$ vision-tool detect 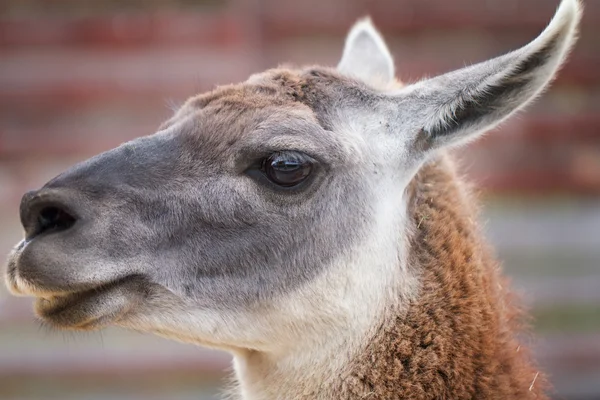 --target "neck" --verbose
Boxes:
[231,292,411,400]
[232,332,363,399]
[232,177,416,400]
[231,287,405,399]
[230,154,547,400]
[340,154,547,399]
